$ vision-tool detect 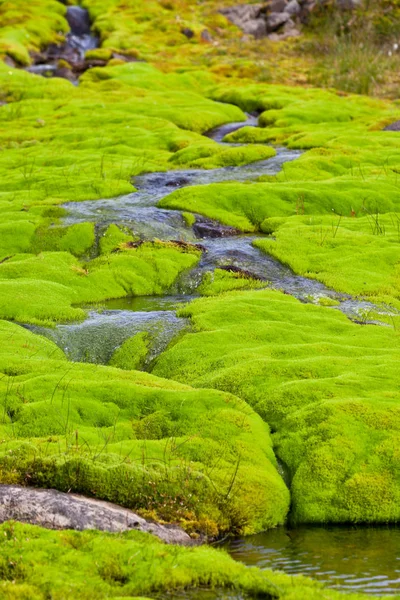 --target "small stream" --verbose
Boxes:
[30,115,397,366]
[27,295,192,365]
